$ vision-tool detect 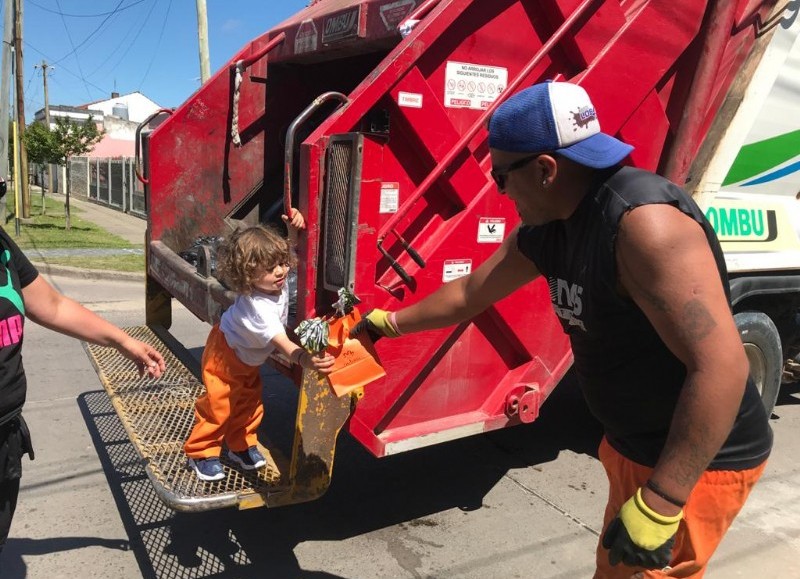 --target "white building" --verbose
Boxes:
[32,91,165,158]
[82,91,162,124]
